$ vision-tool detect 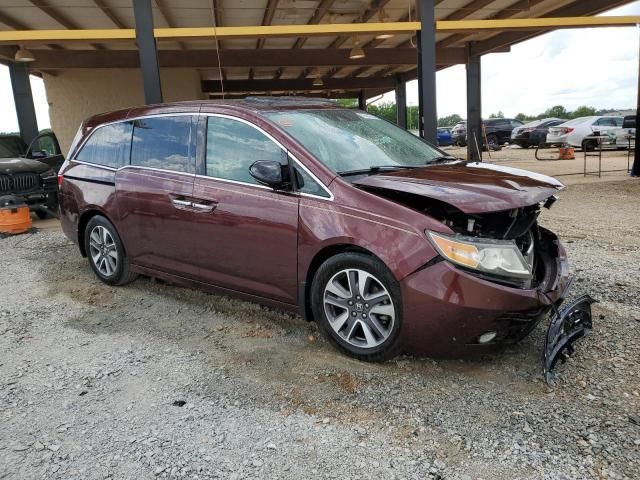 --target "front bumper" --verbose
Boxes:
[399,237,571,357]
